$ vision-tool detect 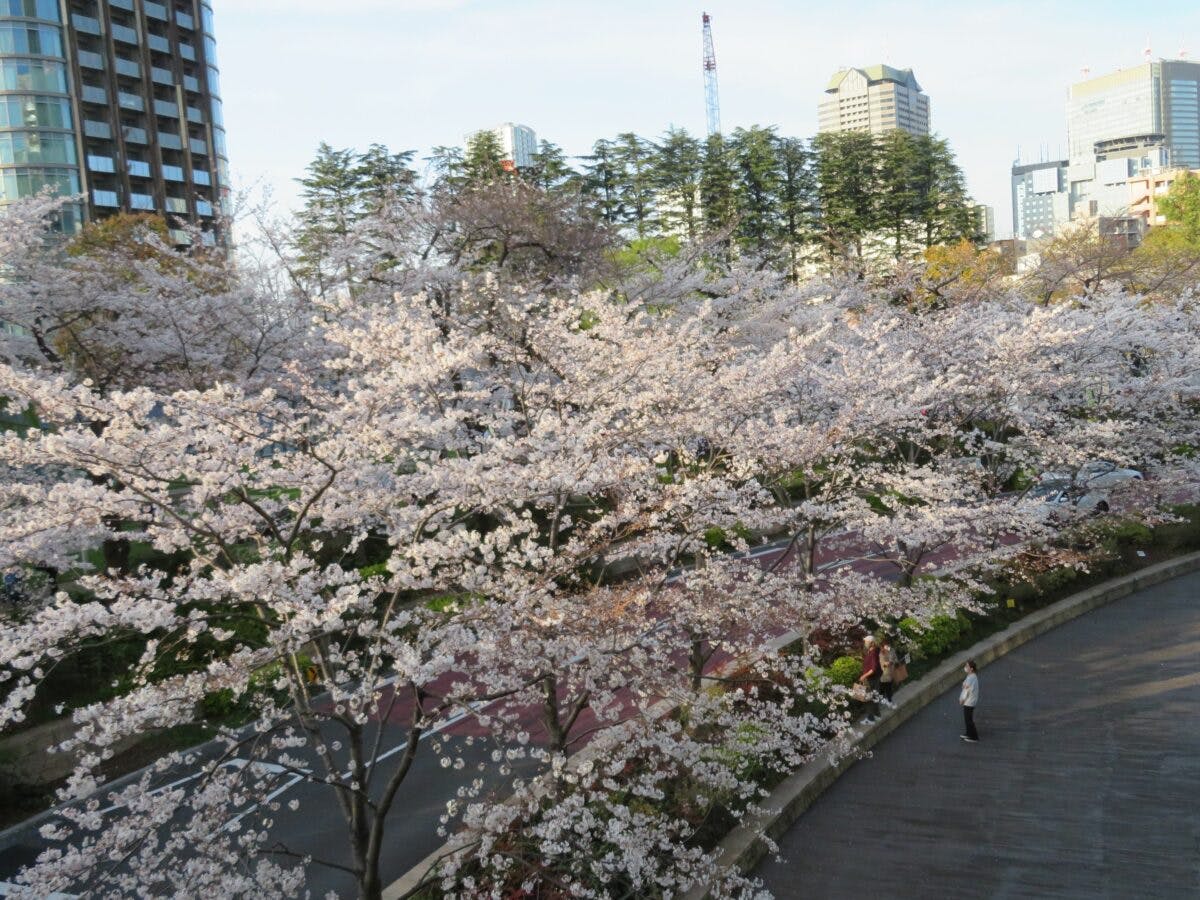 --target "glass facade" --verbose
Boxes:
[1,1,227,241]
[0,3,80,231]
